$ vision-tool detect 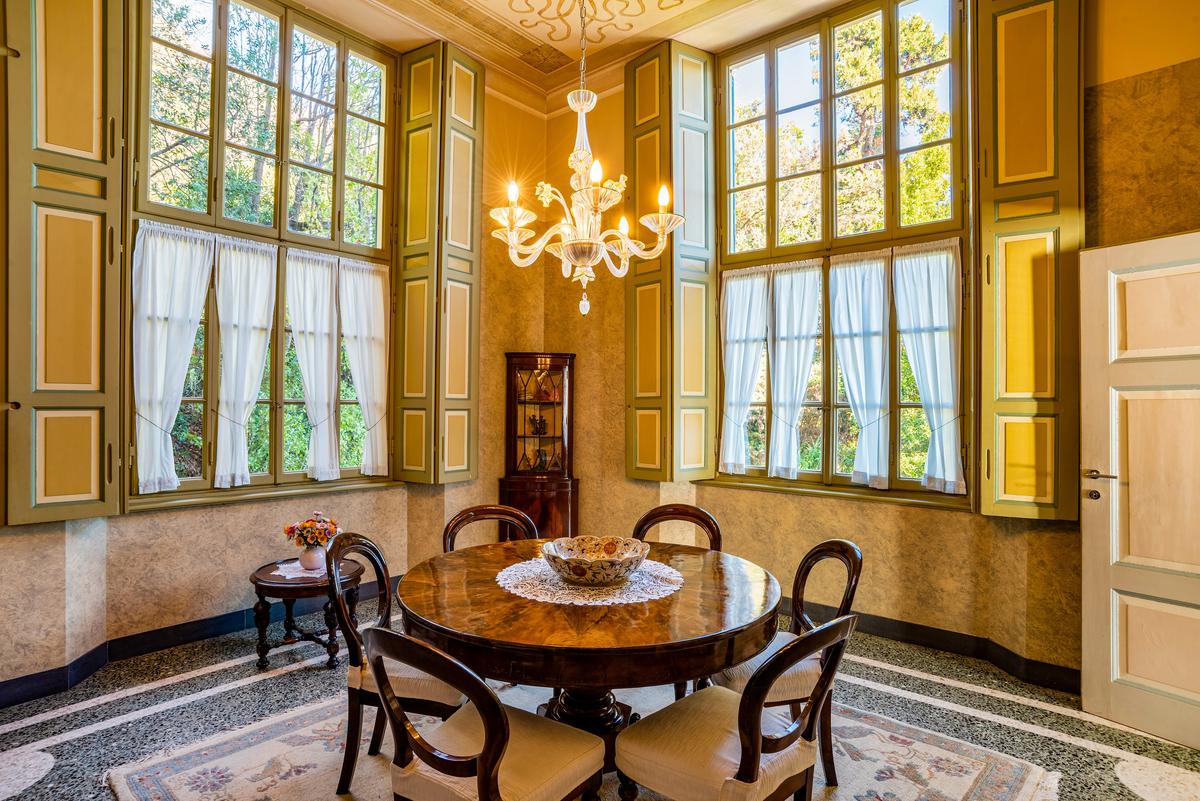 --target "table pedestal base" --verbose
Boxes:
[539,689,640,771]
